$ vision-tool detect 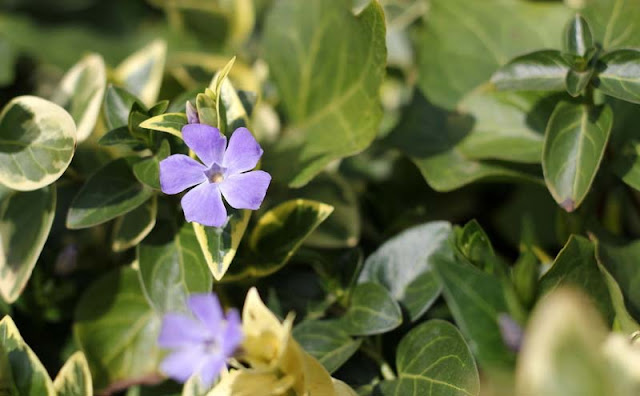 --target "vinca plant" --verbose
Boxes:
[1,0,640,395]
